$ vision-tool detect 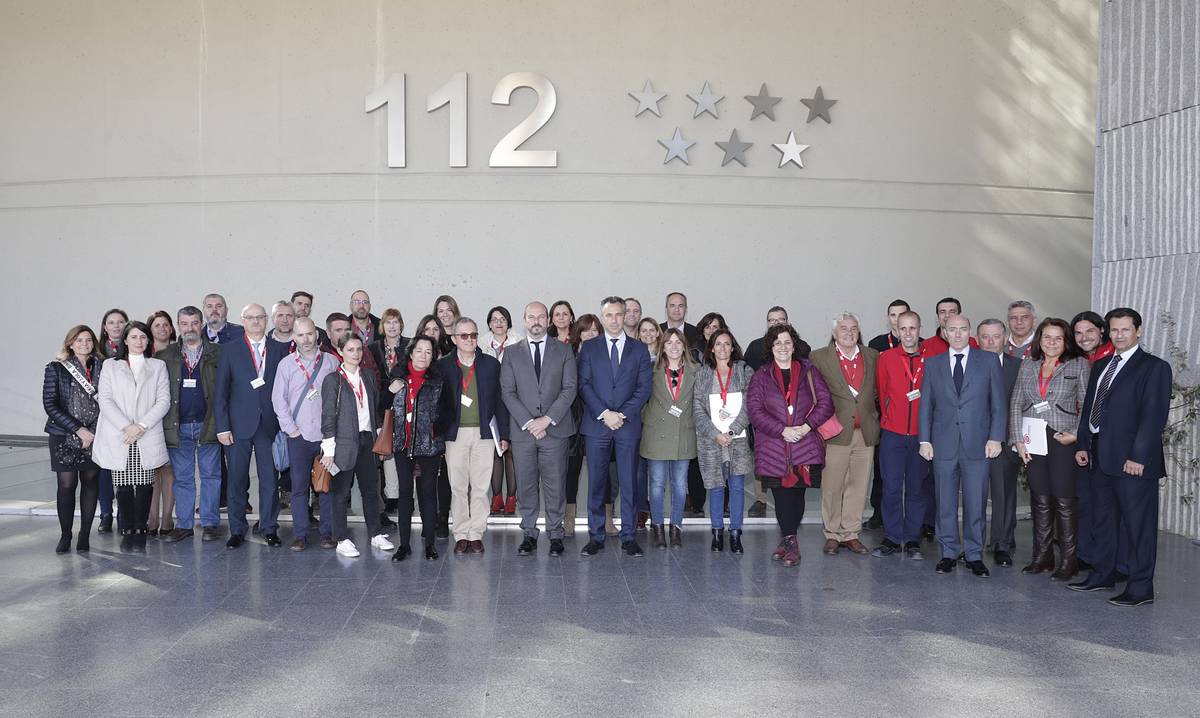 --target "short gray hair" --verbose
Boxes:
[177,305,203,322]
[453,316,478,332]
[978,318,1005,332]
[270,300,294,316]
[1008,300,1036,315]
[829,311,860,330]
